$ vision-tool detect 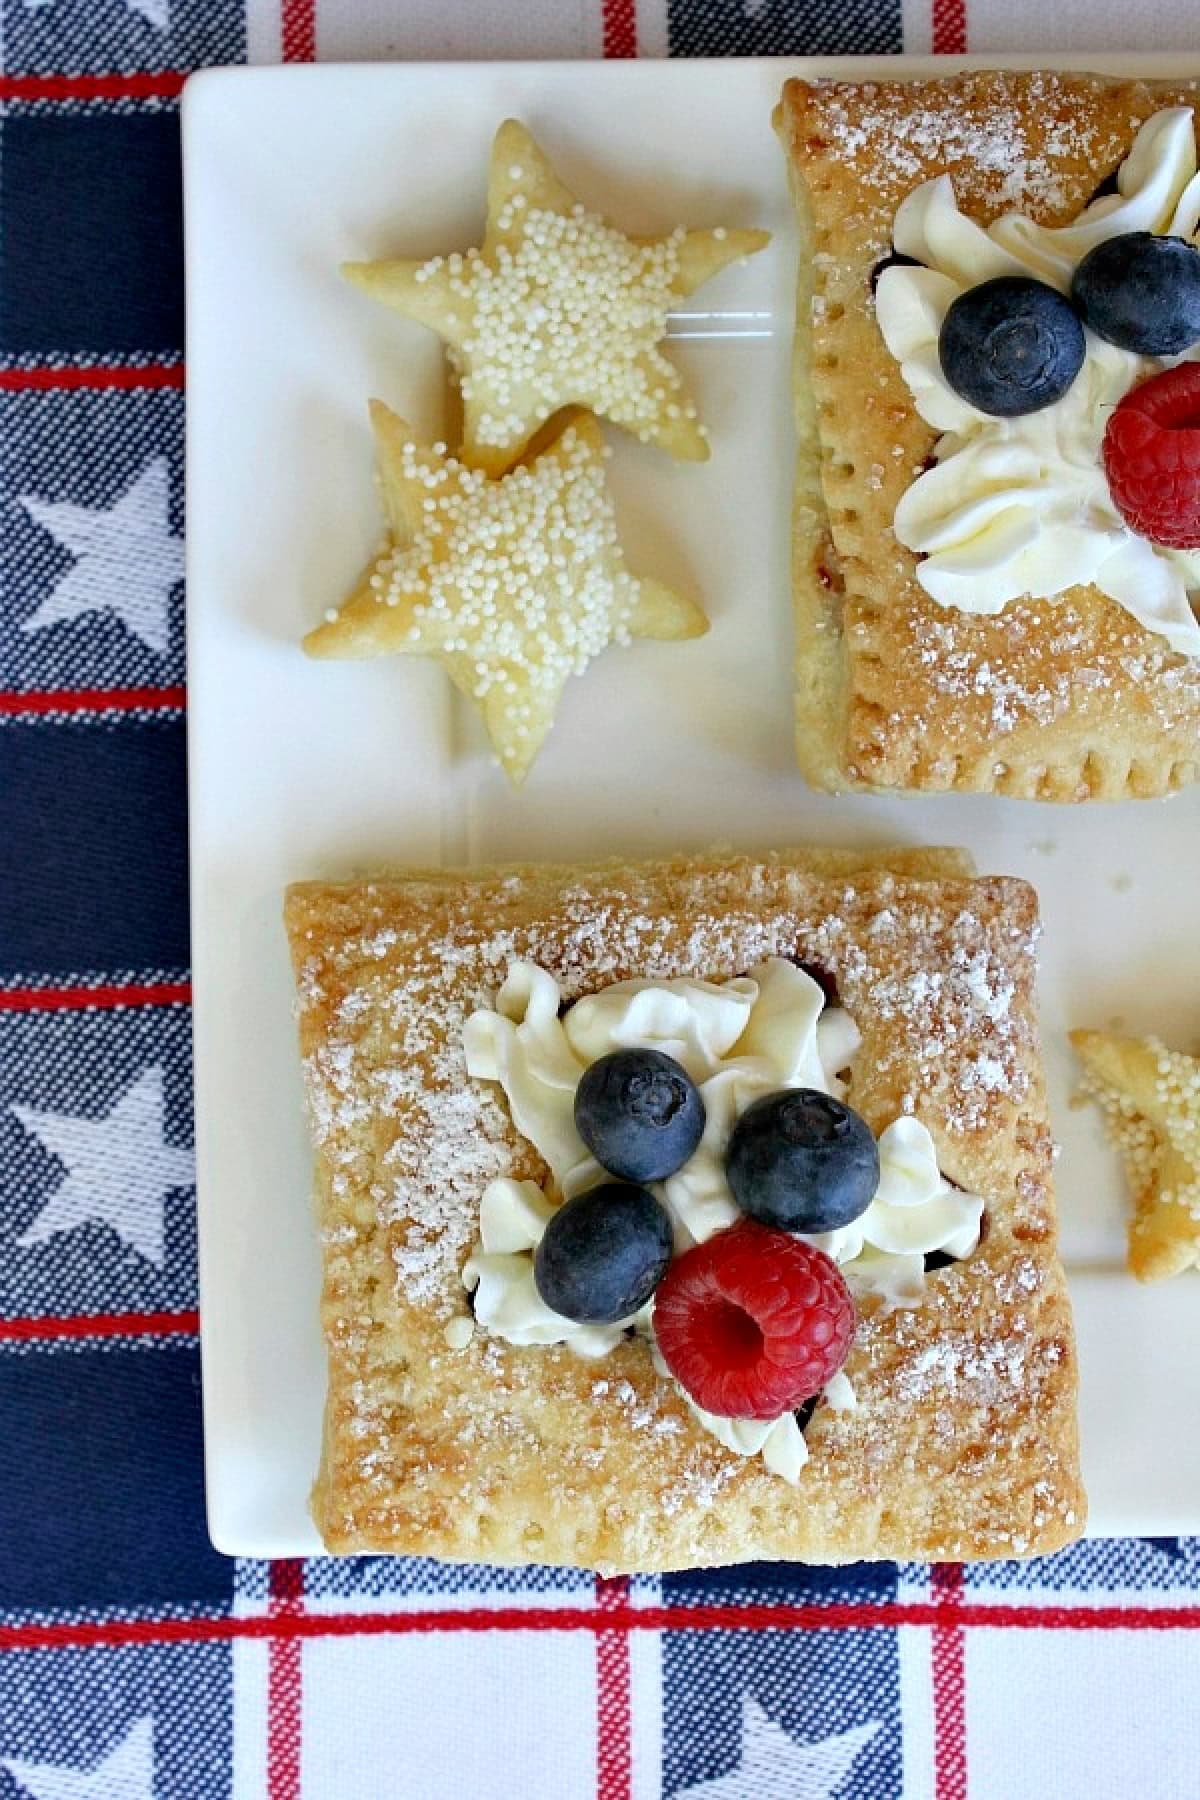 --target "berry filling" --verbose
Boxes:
[793,1394,820,1433]
[869,247,920,294]
[792,958,840,1007]
[1086,168,1121,204]
[1103,365,1200,550]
